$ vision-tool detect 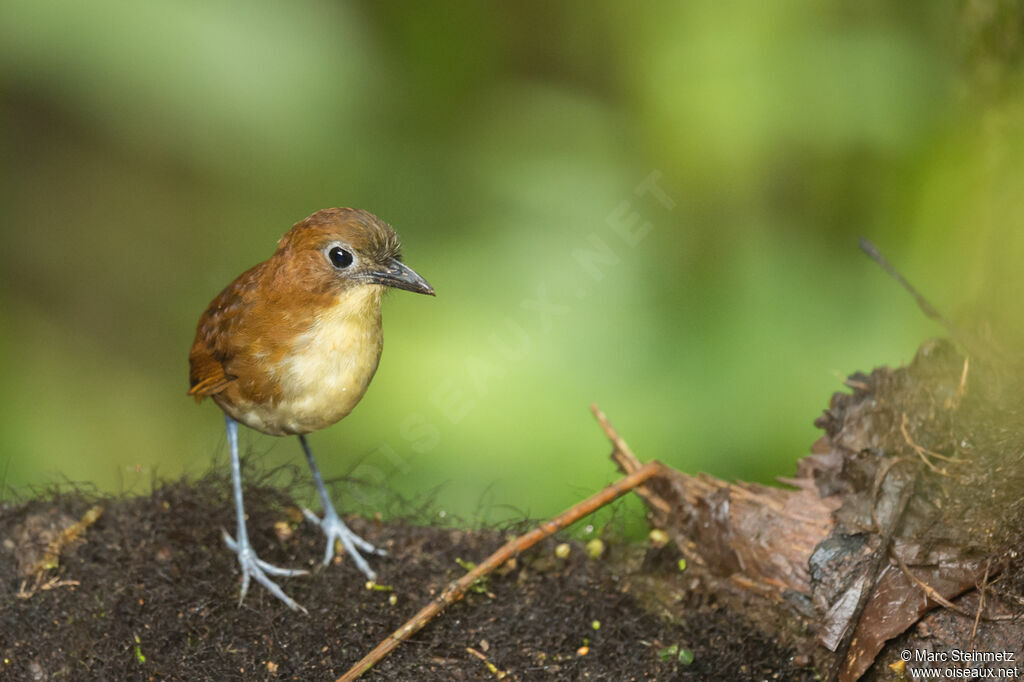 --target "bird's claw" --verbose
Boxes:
[223,530,308,613]
[302,508,386,579]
